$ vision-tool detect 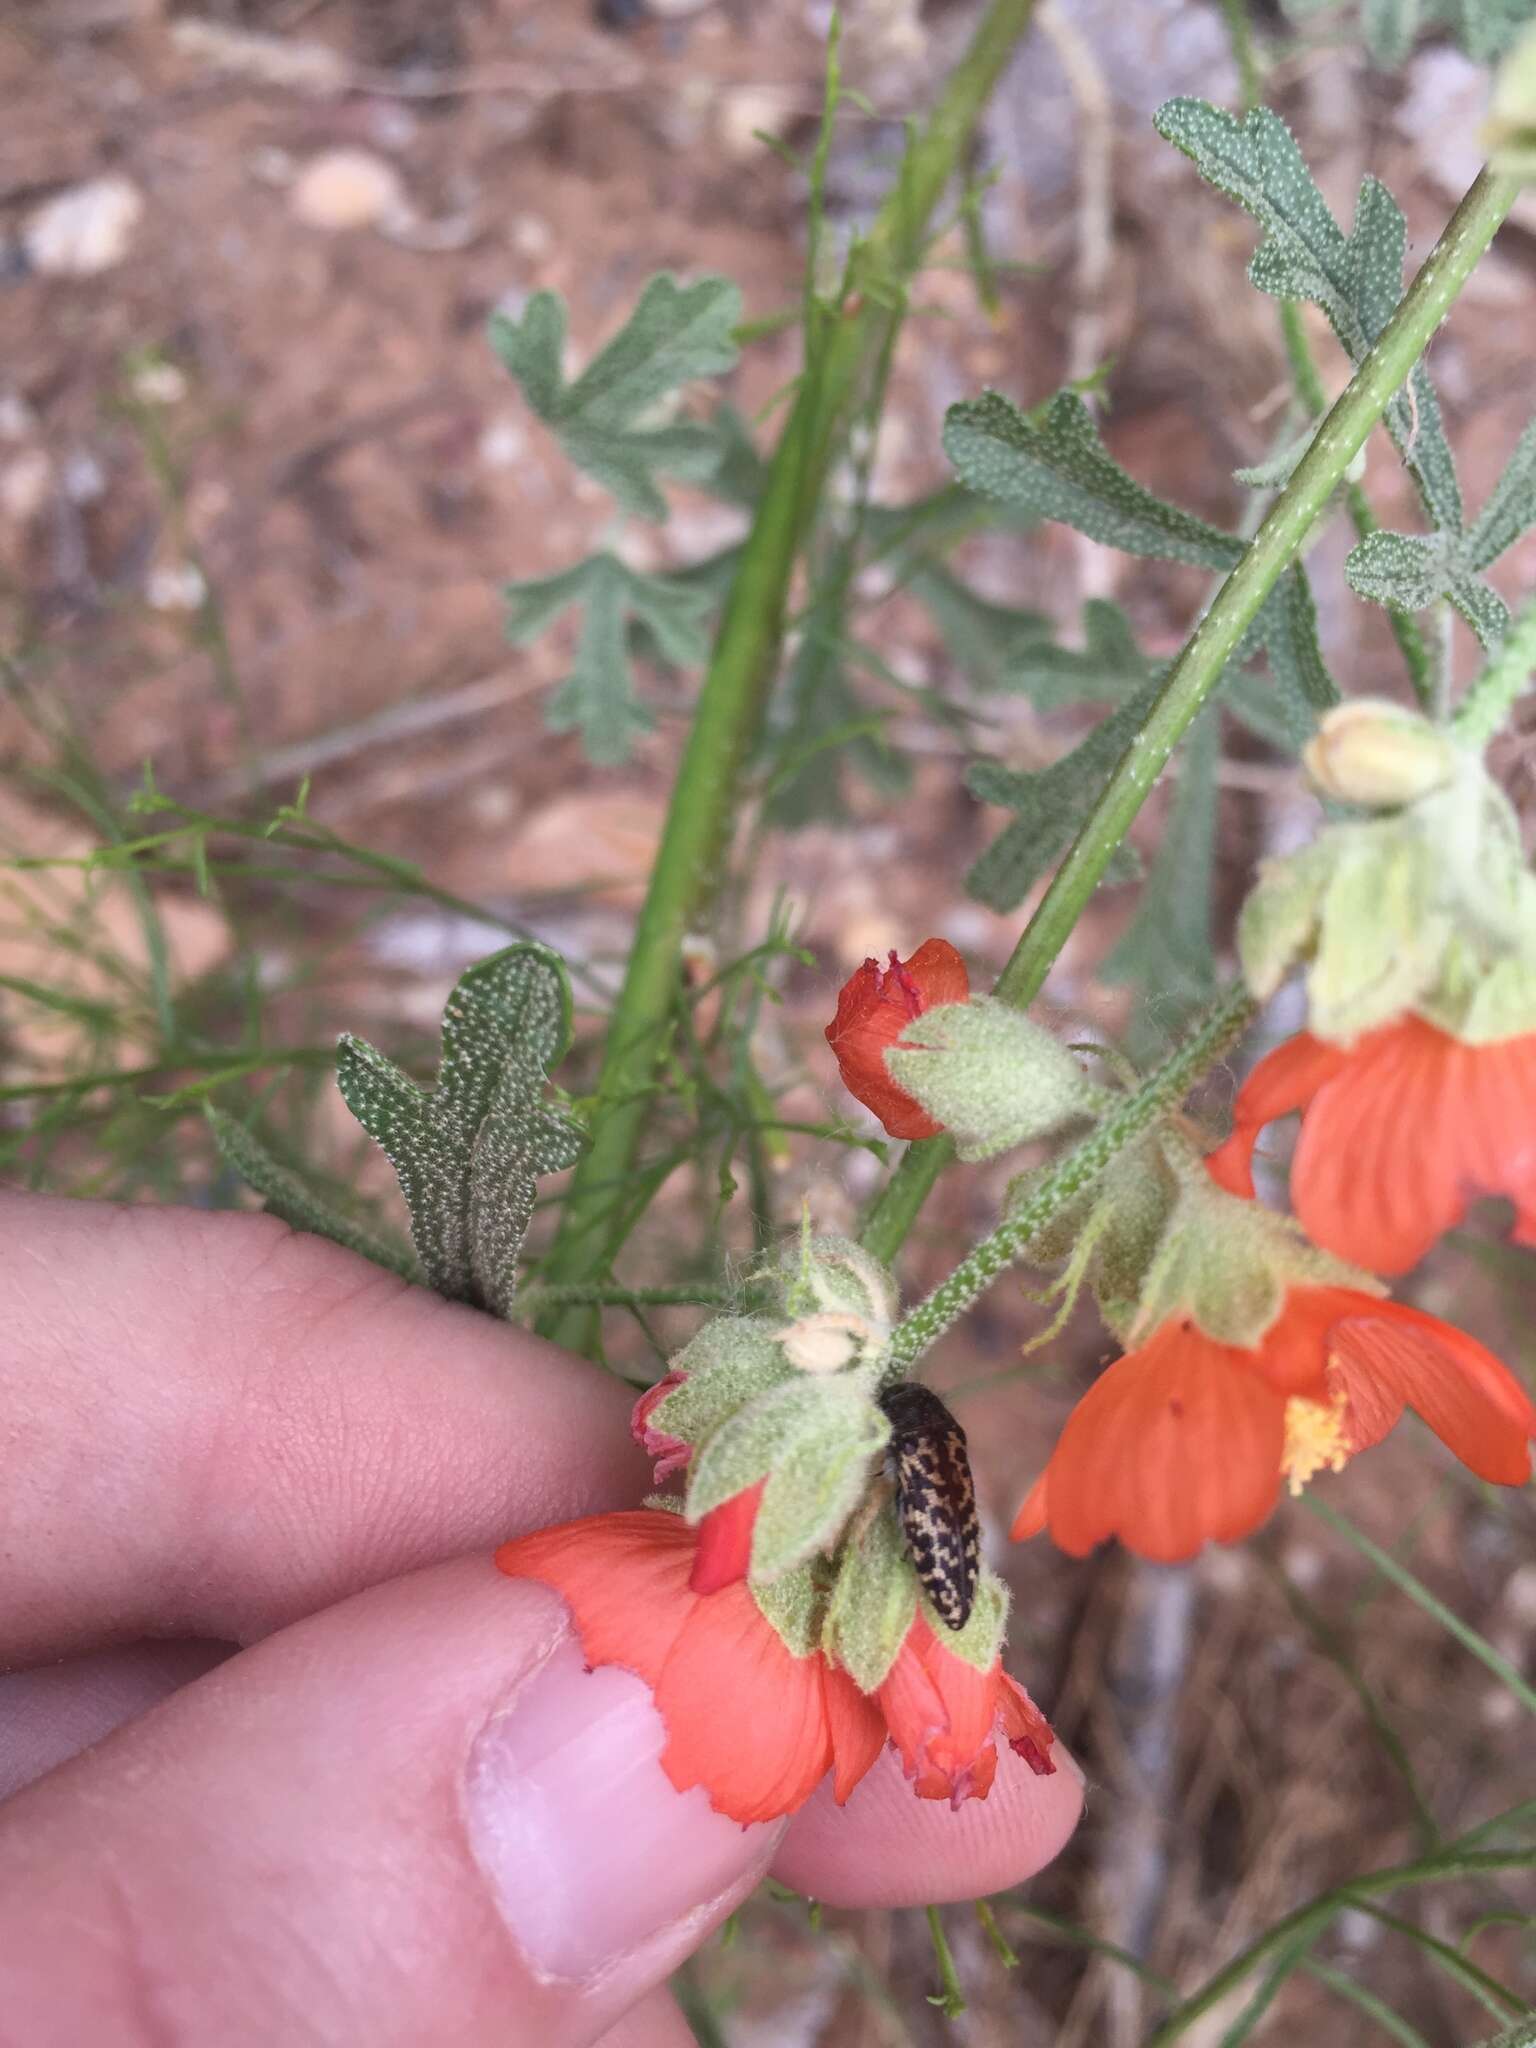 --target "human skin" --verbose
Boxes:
[0,1192,1084,2046]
